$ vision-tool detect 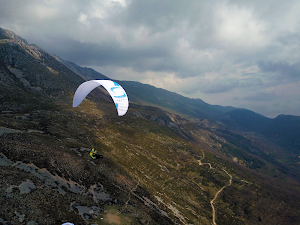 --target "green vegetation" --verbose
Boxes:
[221,143,266,169]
